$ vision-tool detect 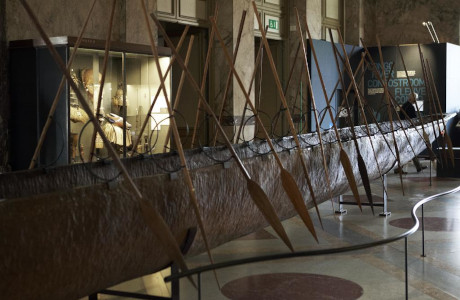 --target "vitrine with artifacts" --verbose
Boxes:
[9,37,172,170]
